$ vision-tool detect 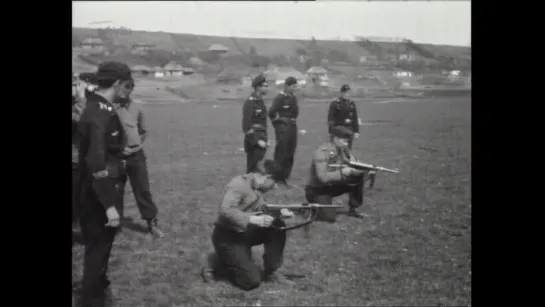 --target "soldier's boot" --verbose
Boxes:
[201,252,227,283]
[263,271,295,286]
[347,208,367,219]
[146,218,165,238]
